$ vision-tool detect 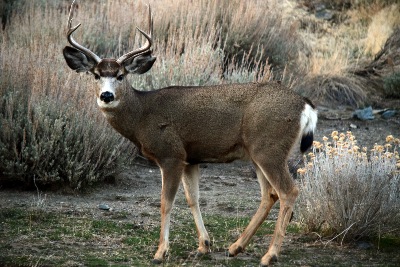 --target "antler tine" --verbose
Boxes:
[148,4,153,38]
[67,0,101,63]
[117,4,153,64]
